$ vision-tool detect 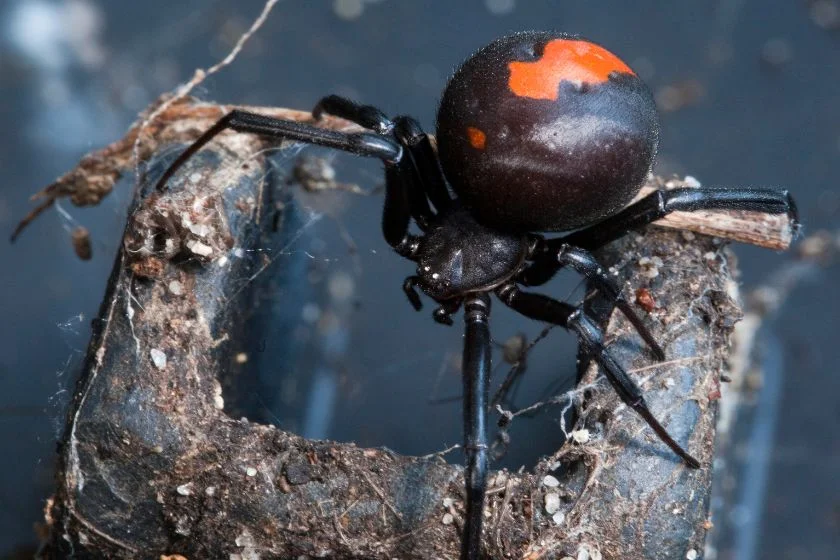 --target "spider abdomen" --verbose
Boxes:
[415,208,528,301]
[436,31,659,232]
